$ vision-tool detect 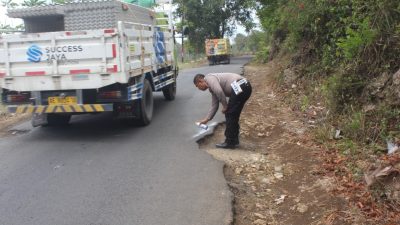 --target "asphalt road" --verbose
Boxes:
[0,56,251,225]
